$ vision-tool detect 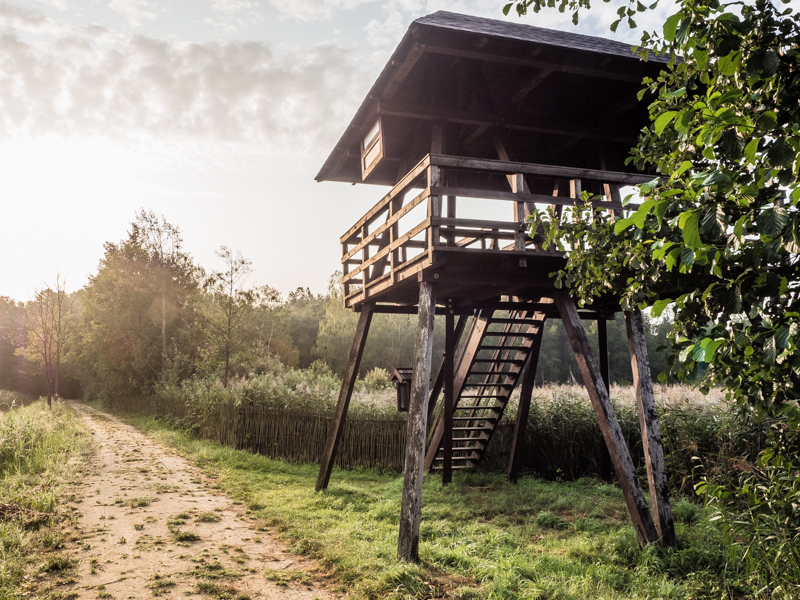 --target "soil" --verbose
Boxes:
[59,402,339,600]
